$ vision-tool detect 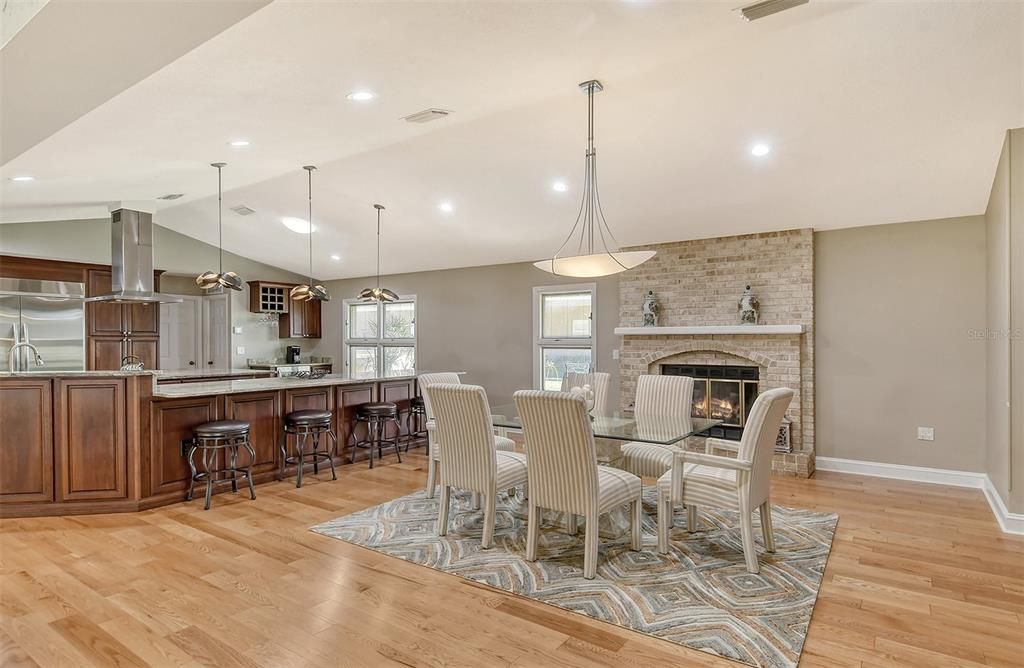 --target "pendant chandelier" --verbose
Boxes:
[358,204,399,302]
[196,162,243,291]
[290,165,330,302]
[533,80,655,277]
